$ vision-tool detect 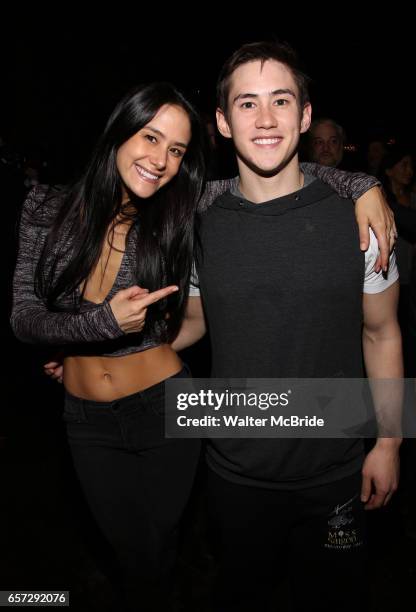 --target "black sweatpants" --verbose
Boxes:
[207,468,368,612]
[63,369,200,612]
